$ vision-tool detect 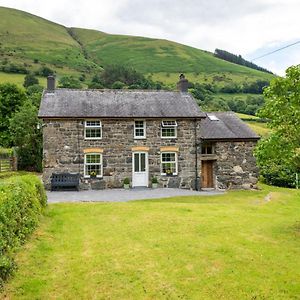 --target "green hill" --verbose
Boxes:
[0,6,274,87]
[0,7,99,76]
